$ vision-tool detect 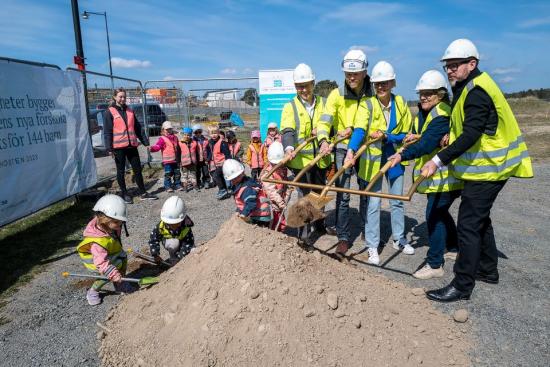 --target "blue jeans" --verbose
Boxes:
[334,148,353,241]
[164,163,182,189]
[359,173,405,249]
[425,191,460,268]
